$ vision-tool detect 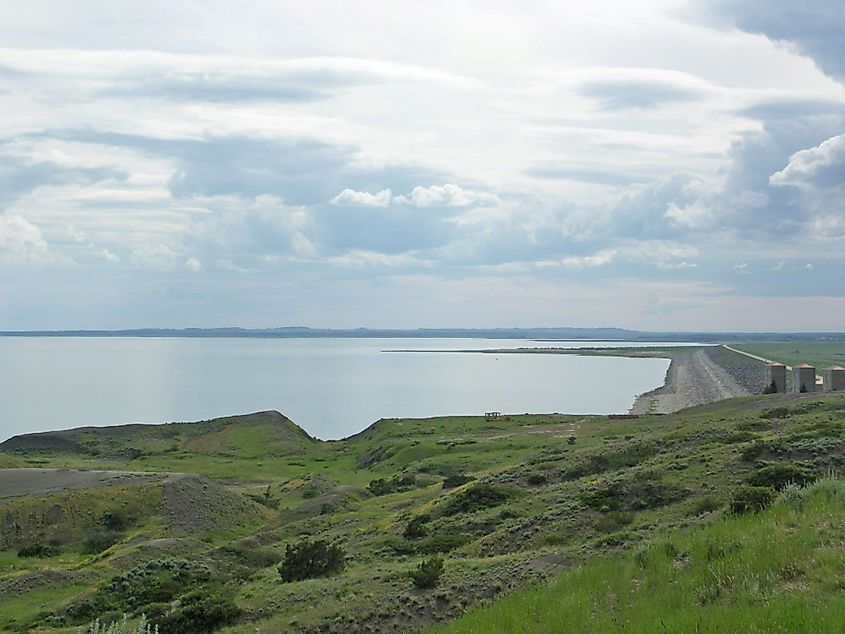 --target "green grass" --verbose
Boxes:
[733,342,845,370]
[3,391,845,632]
[433,477,845,633]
